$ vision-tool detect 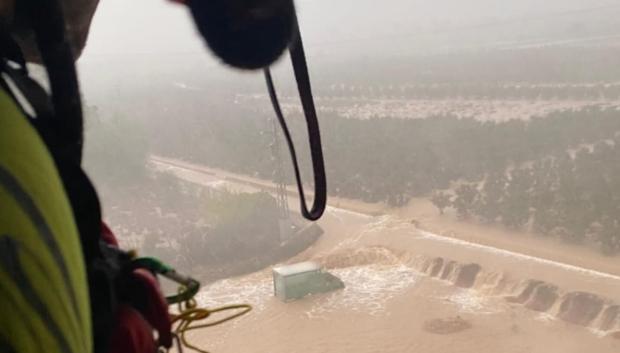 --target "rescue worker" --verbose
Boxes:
[0,1,169,352]
[0,1,322,352]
